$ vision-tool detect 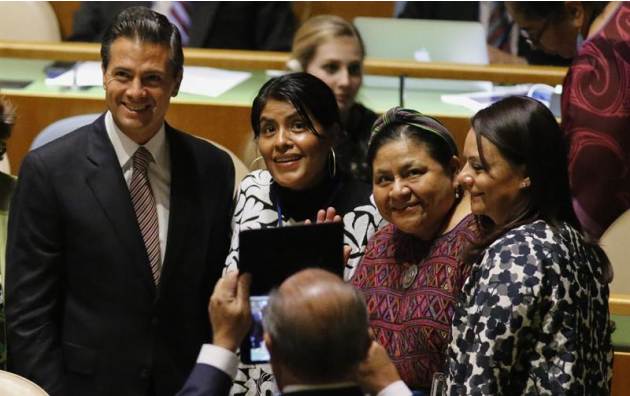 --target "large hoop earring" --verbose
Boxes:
[248,156,265,170]
[328,148,337,178]
[454,185,463,200]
